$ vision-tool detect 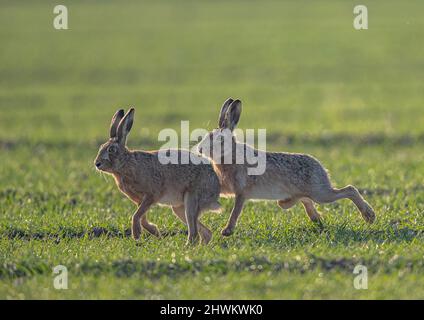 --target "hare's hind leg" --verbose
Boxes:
[172,205,212,244]
[311,185,375,223]
[300,198,322,224]
[184,193,201,244]
[221,194,245,237]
